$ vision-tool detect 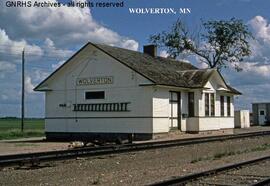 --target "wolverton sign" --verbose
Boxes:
[76,76,113,86]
